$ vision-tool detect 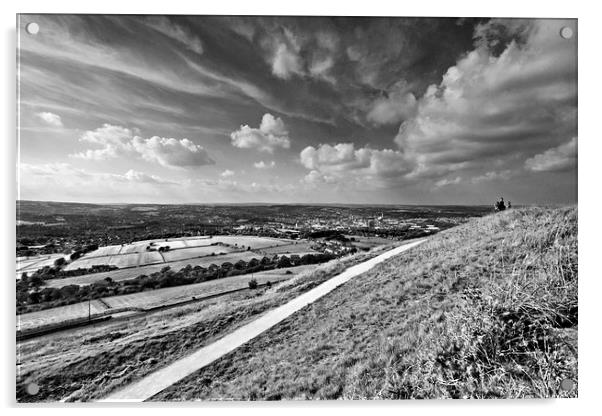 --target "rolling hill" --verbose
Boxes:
[152,206,578,400]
